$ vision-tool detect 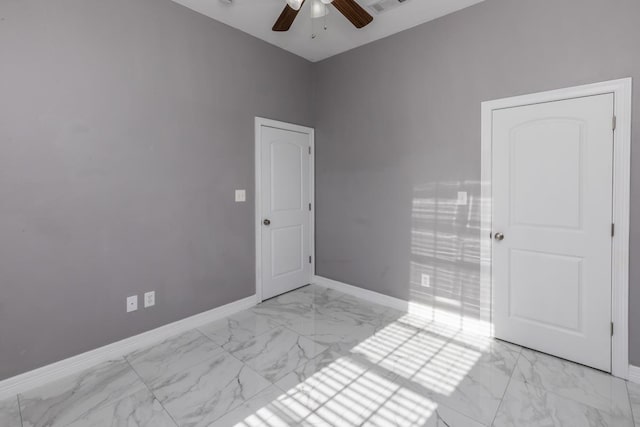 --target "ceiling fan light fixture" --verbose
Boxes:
[273,0,372,32]
[310,0,329,18]
[286,0,304,10]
